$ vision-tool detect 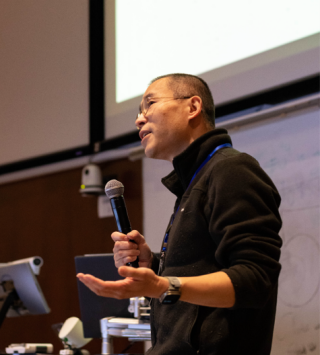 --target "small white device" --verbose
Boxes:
[79,164,104,196]
[6,343,53,354]
[59,317,92,350]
